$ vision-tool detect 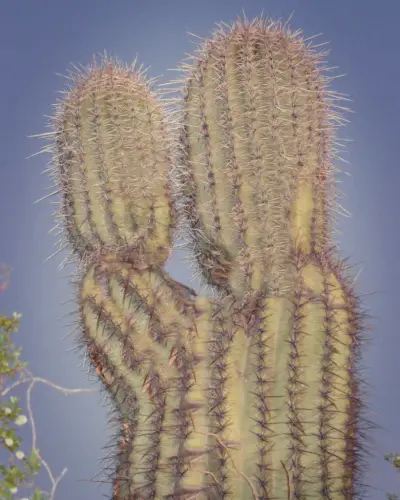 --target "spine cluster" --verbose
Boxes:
[41,17,369,500]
